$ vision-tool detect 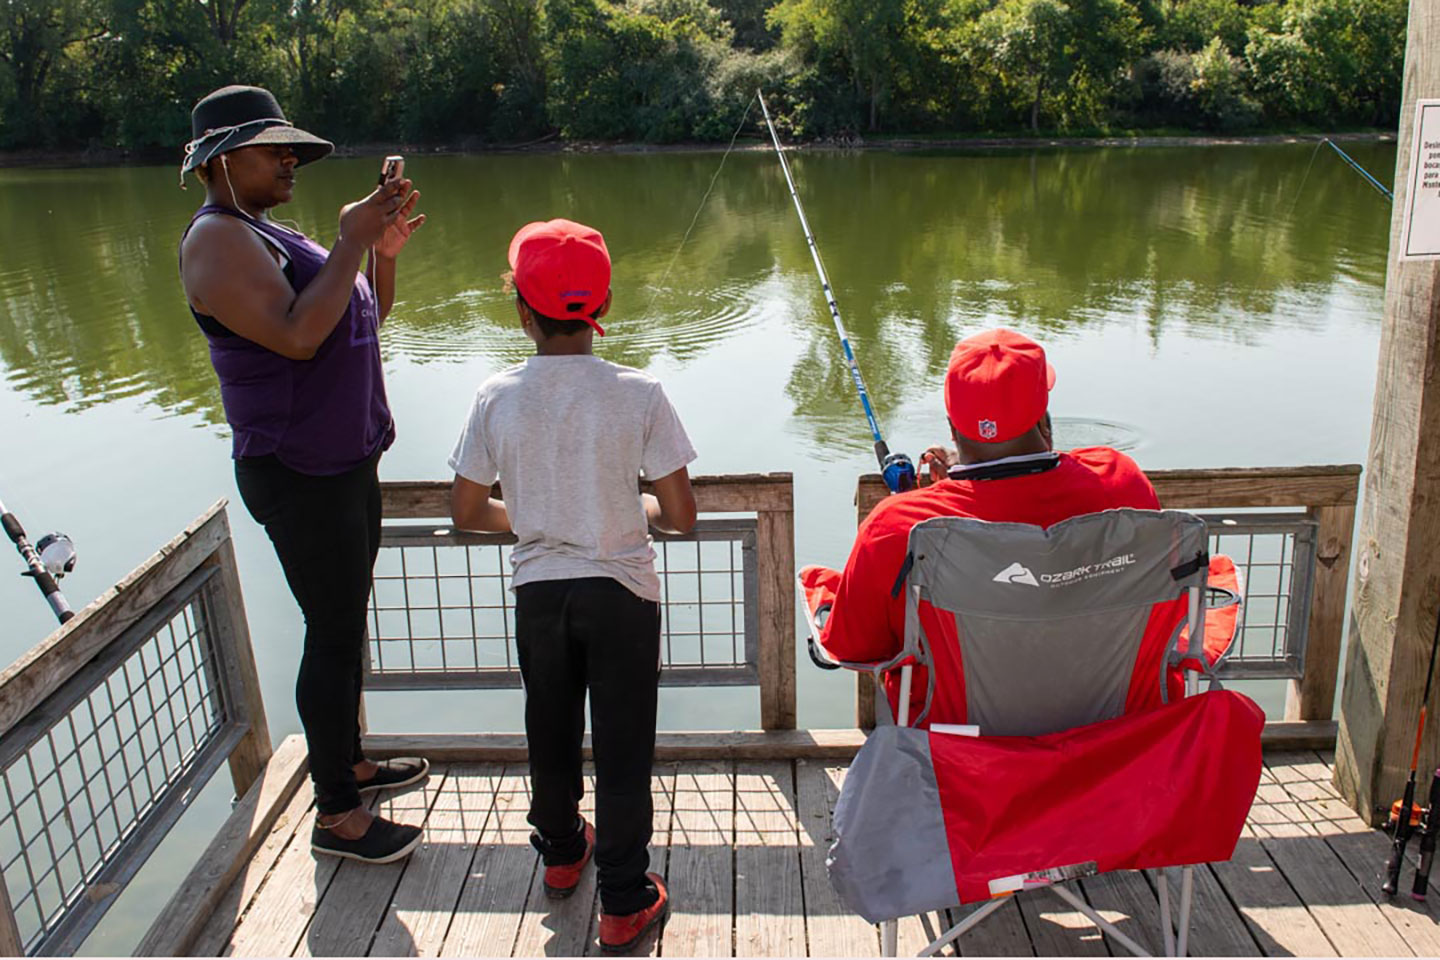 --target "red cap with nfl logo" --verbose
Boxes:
[944,329,1056,443]
[508,219,612,335]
